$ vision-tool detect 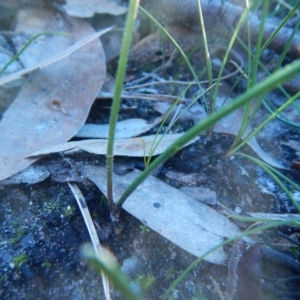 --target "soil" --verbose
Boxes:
[1,137,299,299]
